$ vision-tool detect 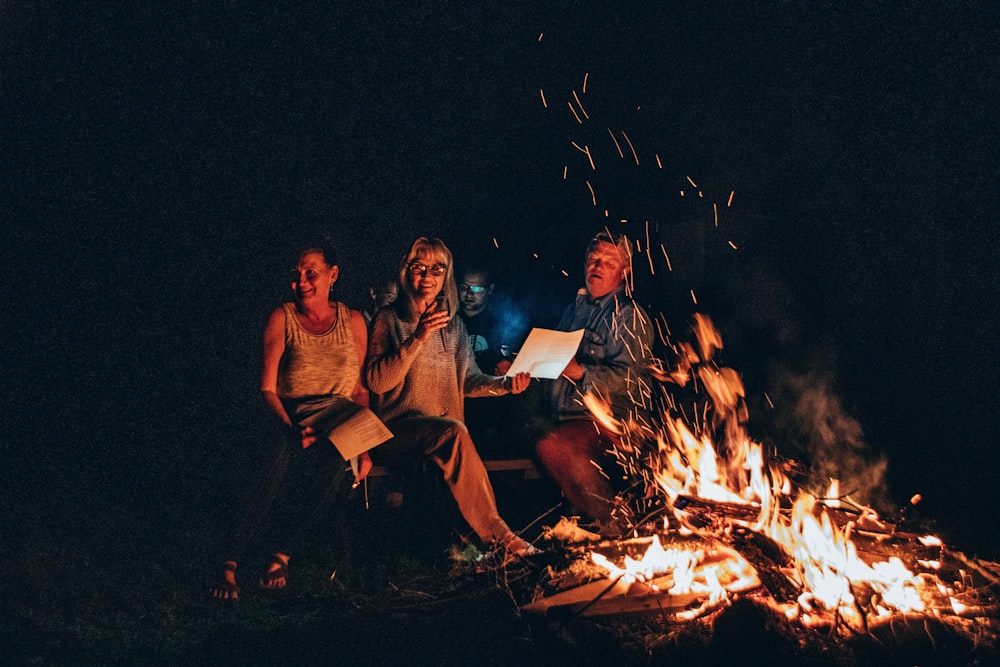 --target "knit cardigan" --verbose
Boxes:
[366,304,509,424]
